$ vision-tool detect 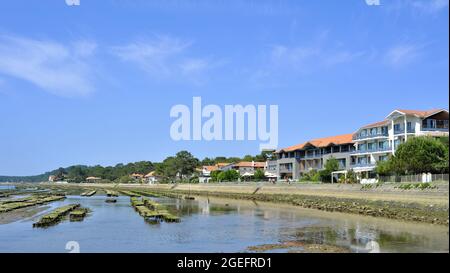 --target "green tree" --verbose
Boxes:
[375,159,393,176]
[242,155,255,162]
[115,175,134,184]
[210,170,221,182]
[156,157,178,181]
[254,150,274,161]
[300,169,321,182]
[174,151,199,179]
[217,170,240,182]
[319,157,339,183]
[254,169,266,181]
[201,157,215,166]
[390,136,448,174]
[67,165,88,183]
